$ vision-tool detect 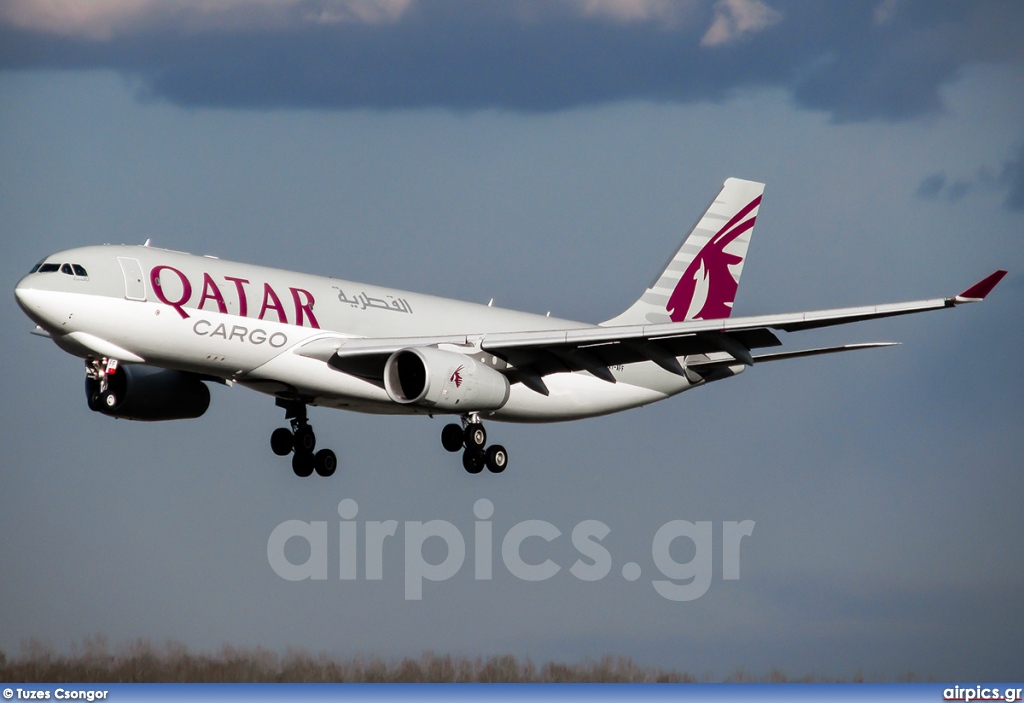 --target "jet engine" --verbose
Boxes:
[384,347,510,412]
[86,364,211,421]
